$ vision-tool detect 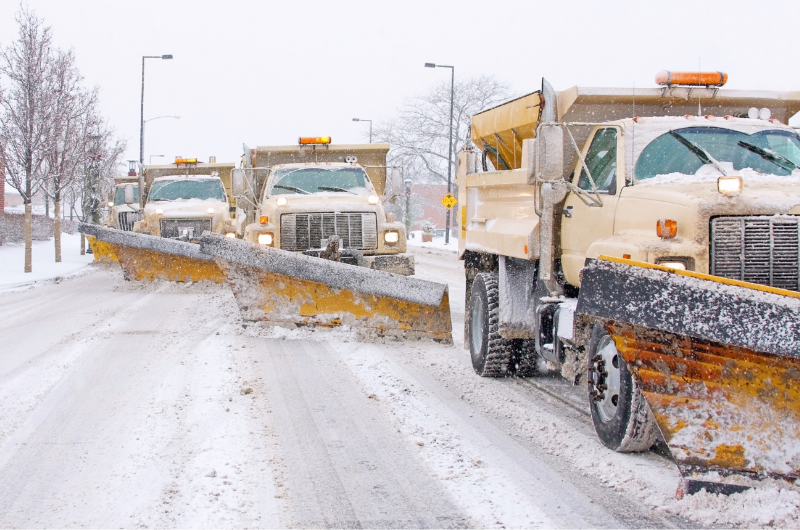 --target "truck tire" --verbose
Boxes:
[468,273,512,377]
[587,322,658,452]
